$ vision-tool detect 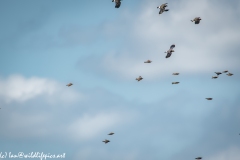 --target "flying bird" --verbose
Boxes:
[206,98,212,100]
[191,17,202,24]
[144,60,152,63]
[222,70,228,73]
[157,3,169,14]
[165,44,175,58]
[172,82,179,84]
[136,76,143,82]
[66,83,73,87]
[112,0,121,8]
[212,76,218,79]
[195,157,202,160]
[226,73,233,76]
[108,132,114,135]
[215,72,222,75]
[102,139,110,144]
[172,73,179,75]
